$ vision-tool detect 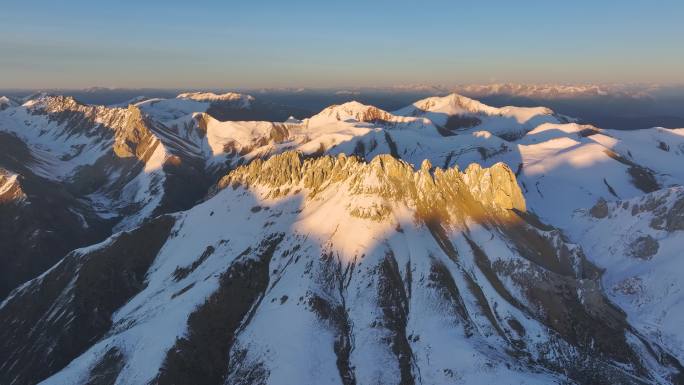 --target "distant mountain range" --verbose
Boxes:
[1,90,683,384]
[4,83,683,130]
